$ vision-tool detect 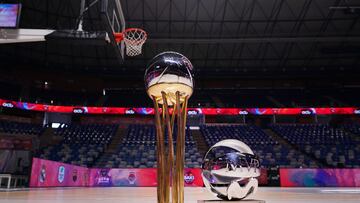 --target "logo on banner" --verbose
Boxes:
[188,110,199,115]
[39,165,46,183]
[73,108,85,114]
[72,169,78,182]
[96,169,112,186]
[239,110,249,115]
[84,170,89,186]
[128,172,137,185]
[301,109,314,115]
[2,102,14,108]
[184,171,195,184]
[58,166,66,183]
[125,109,136,114]
[354,109,360,114]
